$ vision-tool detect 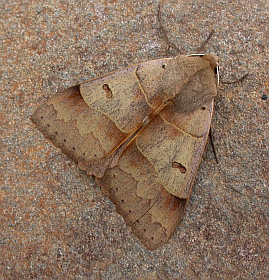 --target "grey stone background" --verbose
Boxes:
[1,0,268,279]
